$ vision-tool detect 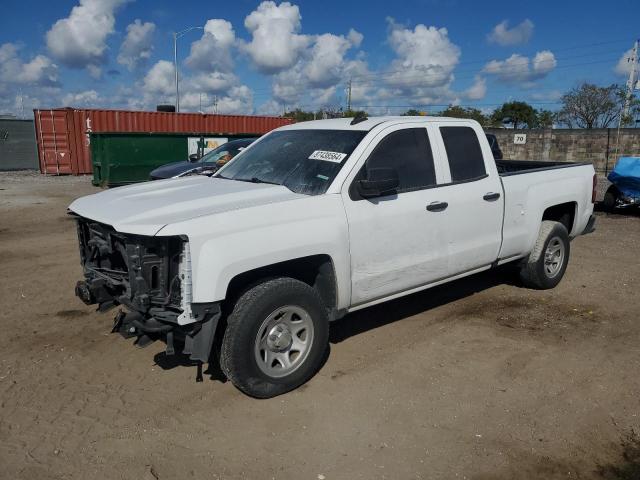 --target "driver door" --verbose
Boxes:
[342,124,452,306]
